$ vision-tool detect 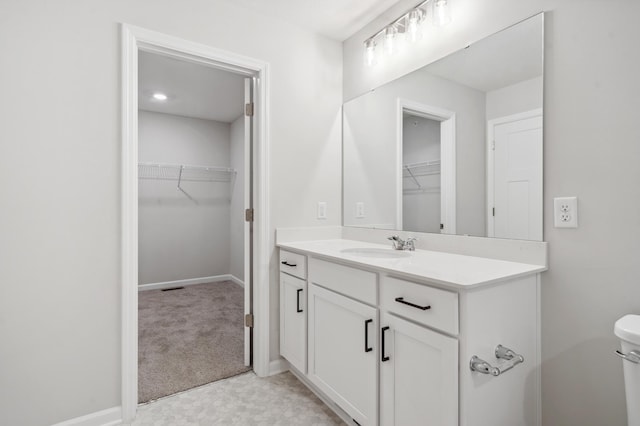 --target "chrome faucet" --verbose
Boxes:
[387,235,417,251]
